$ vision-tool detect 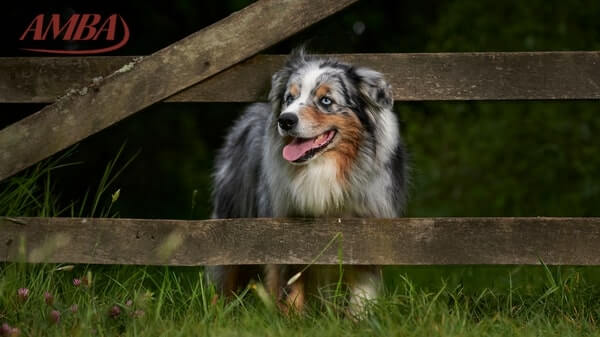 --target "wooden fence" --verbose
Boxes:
[2,217,600,266]
[0,0,598,266]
